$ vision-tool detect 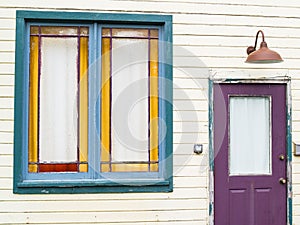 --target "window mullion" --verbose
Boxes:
[88,22,100,179]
